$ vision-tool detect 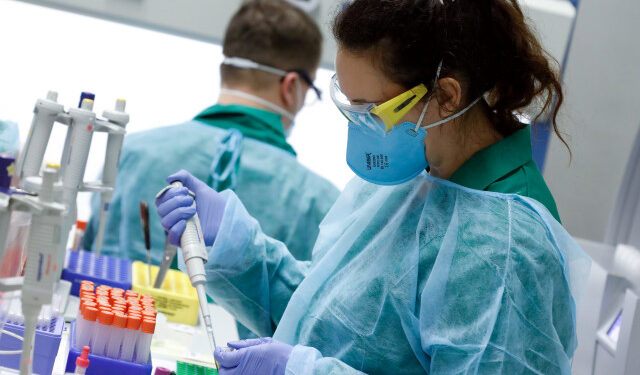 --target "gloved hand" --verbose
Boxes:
[214,338,293,375]
[155,169,226,246]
